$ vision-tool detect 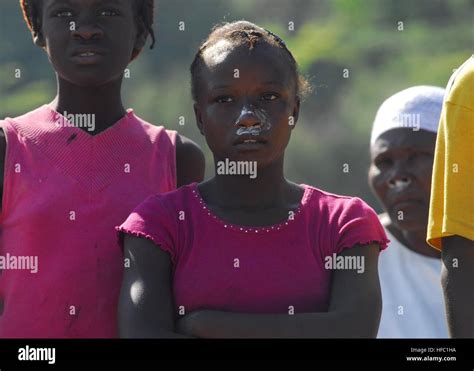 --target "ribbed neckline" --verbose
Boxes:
[190,182,314,234]
[42,104,134,138]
